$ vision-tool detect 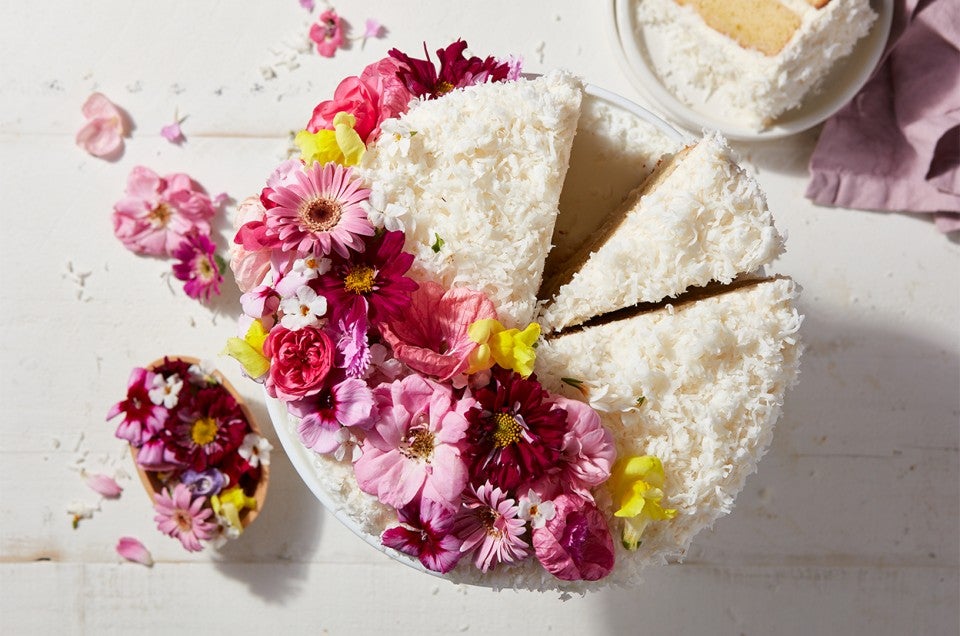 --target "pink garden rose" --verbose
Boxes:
[532,493,615,582]
[113,166,218,257]
[380,281,496,381]
[229,196,273,292]
[359,57,414,127]
[262,325,334,401]
[354,374,474,509]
